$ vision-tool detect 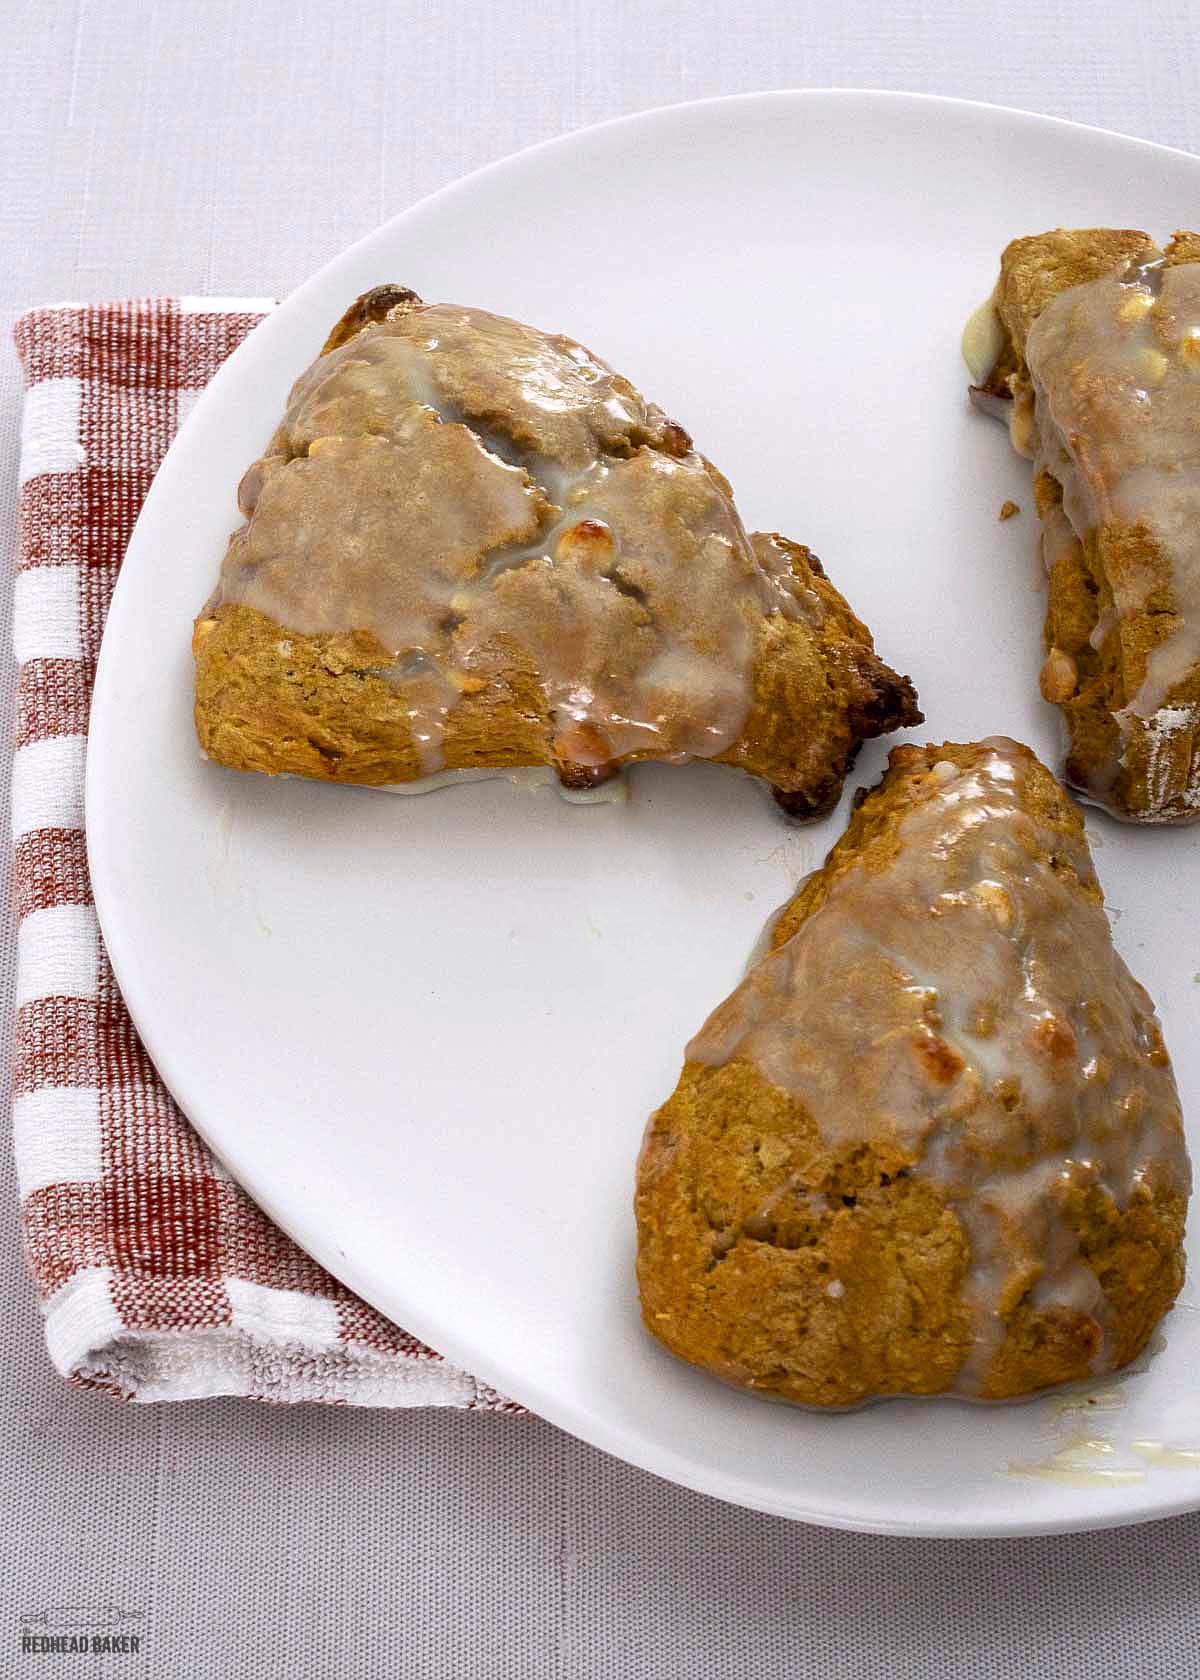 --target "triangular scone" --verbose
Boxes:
[194,287,919,815]
[968,229,1200,822]
[636,738,1190,1407]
